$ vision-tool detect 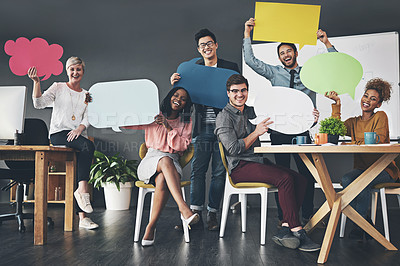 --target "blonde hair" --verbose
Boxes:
[65,56,85,72]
